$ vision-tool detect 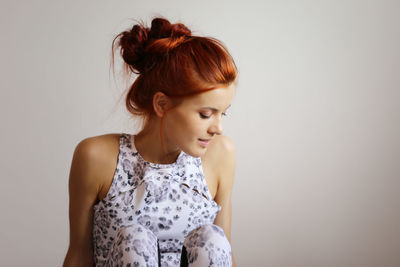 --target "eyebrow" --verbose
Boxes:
[201,104,231,112]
